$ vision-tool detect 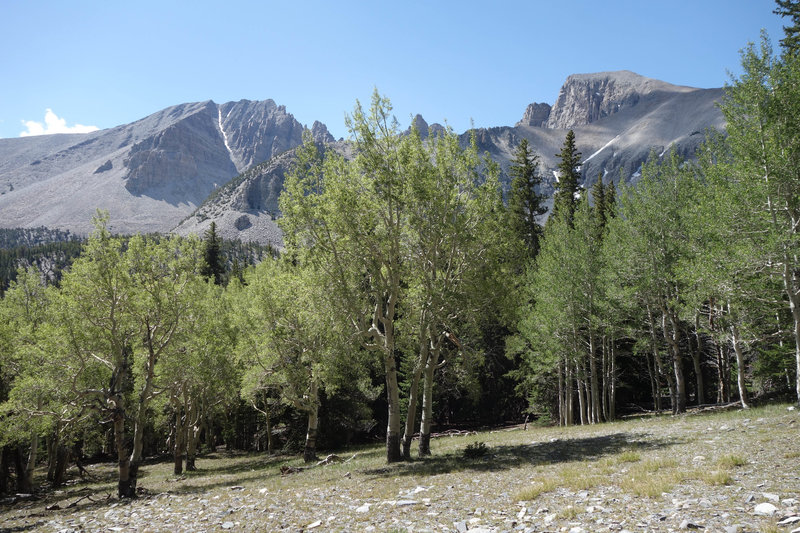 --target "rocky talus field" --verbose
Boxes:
[1,404,798,533]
